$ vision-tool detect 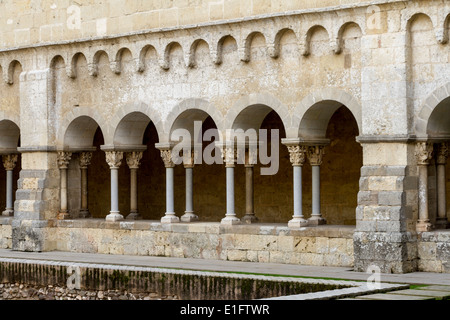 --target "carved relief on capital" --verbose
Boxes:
[57,152,72,169]
[415,142,433,166]
[307,145,326,166]
[160,149,175,168]
[287,145,307,167]
[2,154,18,171]
[436,143,449,165]
[79,152,93,169]
[126,151,143,169]
[245,148,258,167]
[183,150,198,169]
[105,151,123,169]
[222,146,237,168]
